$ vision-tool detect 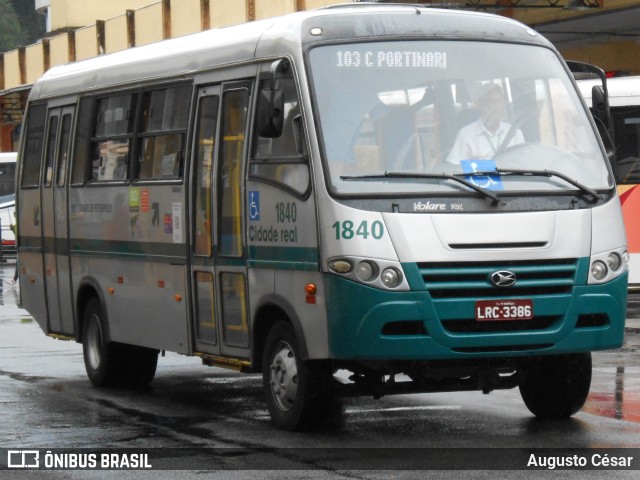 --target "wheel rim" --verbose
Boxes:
[85,314,103,371]
[268,341,298,412]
